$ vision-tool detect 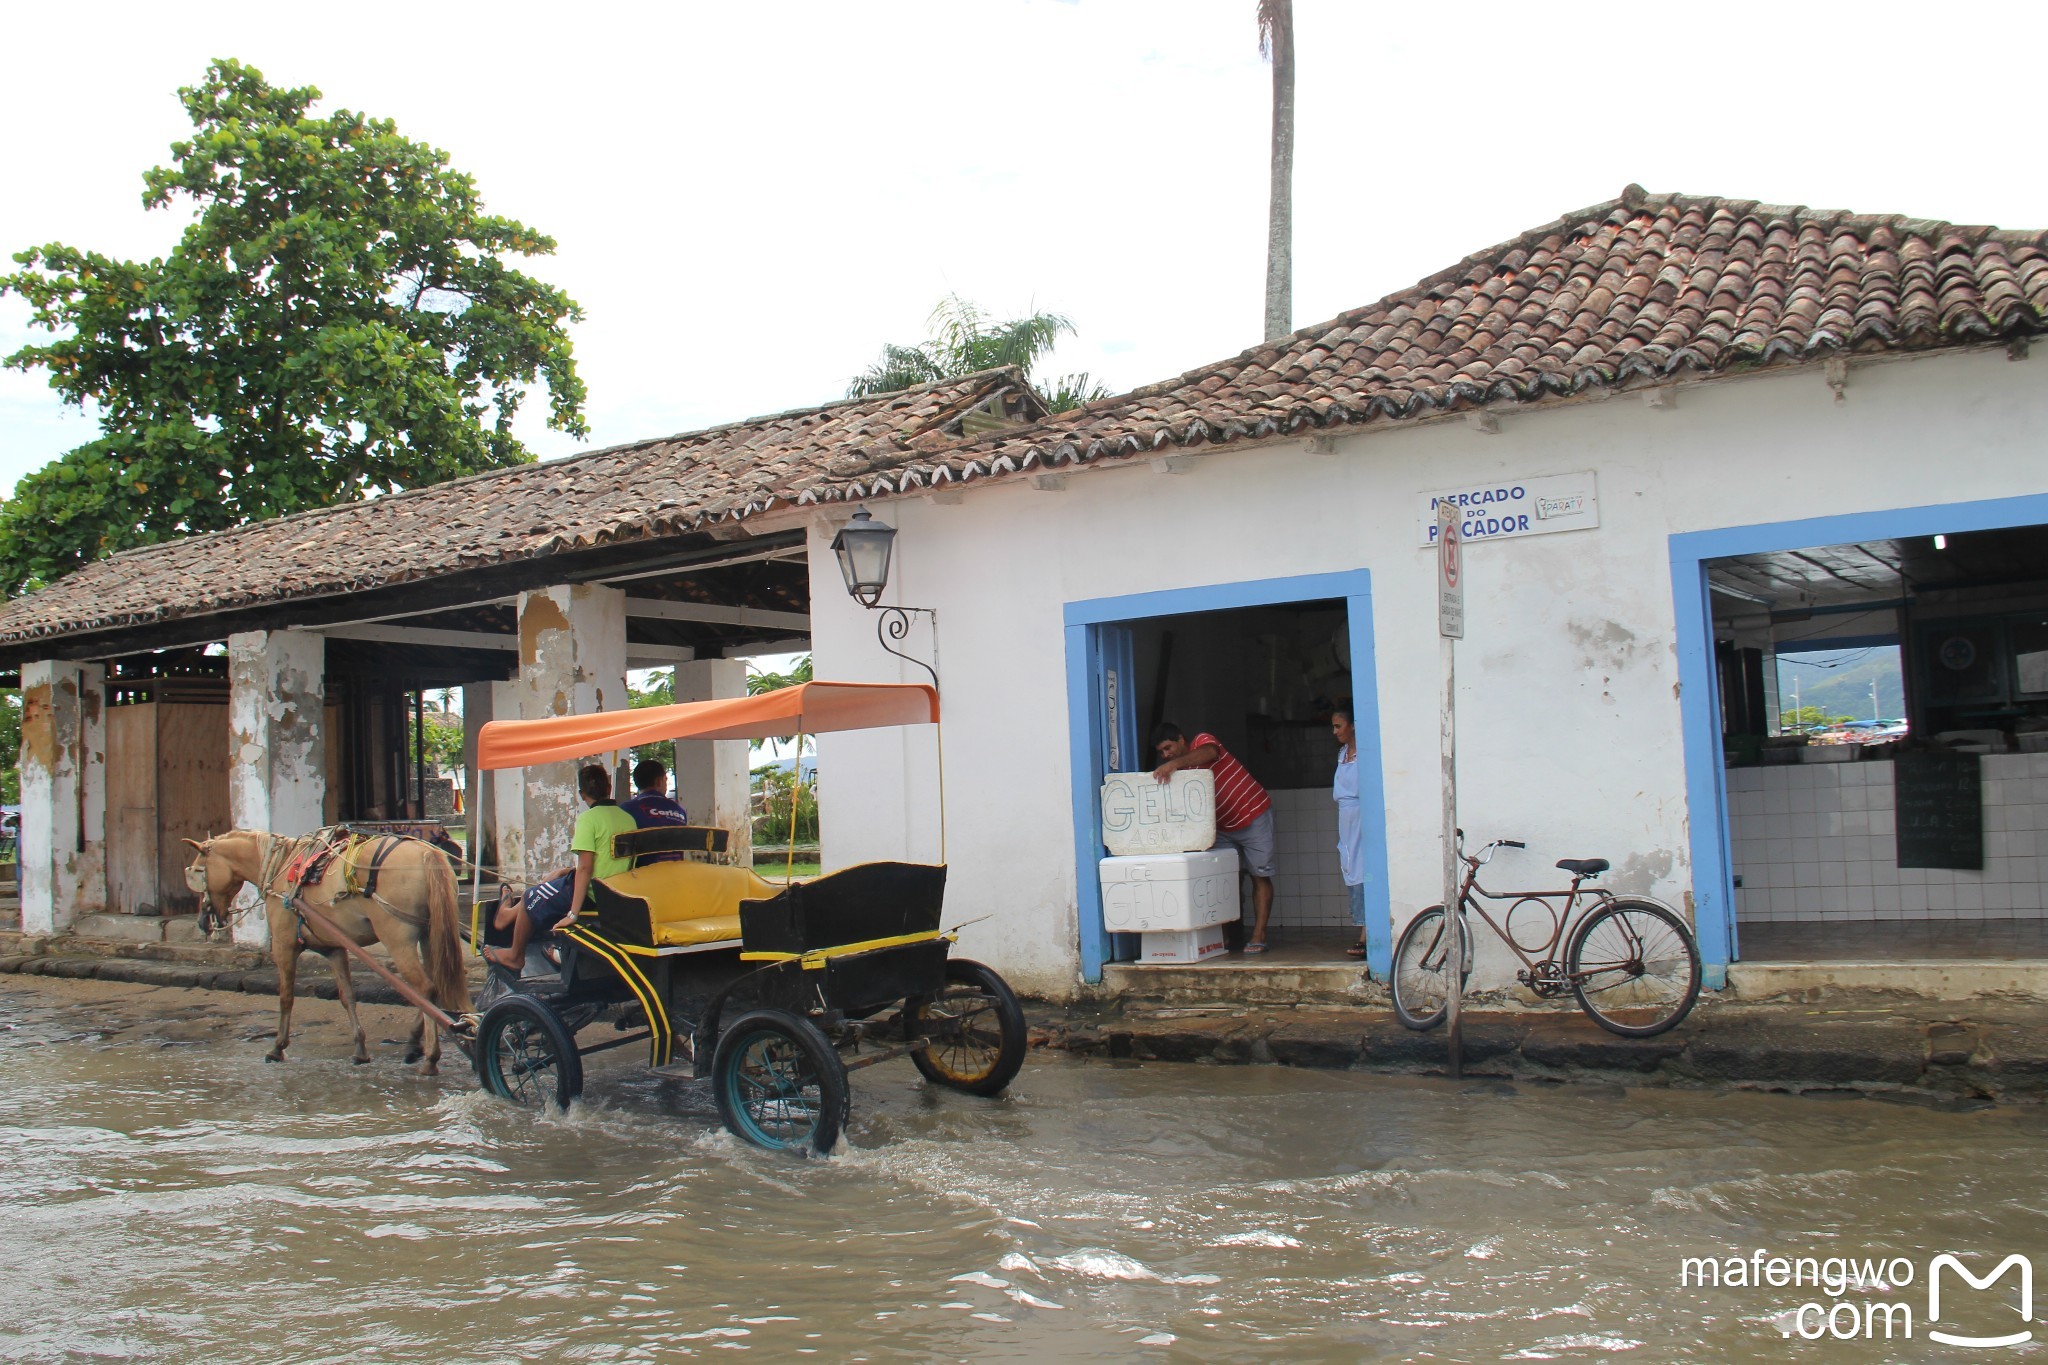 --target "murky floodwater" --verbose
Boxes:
[1,978,2042,1363]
